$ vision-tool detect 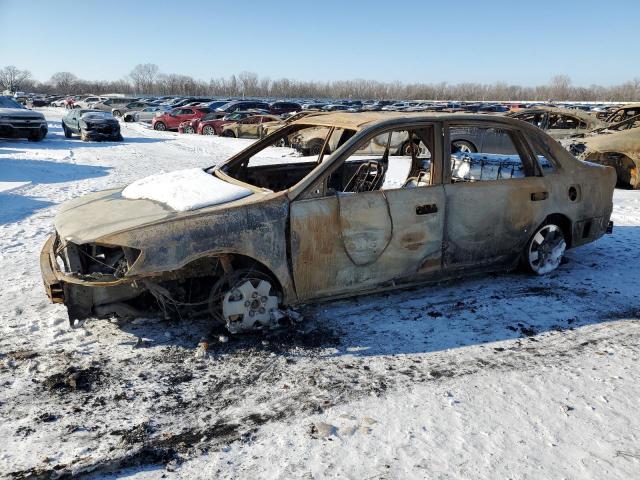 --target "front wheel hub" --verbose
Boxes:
[222,278,279,333]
